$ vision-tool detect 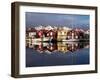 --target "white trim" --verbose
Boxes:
[19,5,95,75]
